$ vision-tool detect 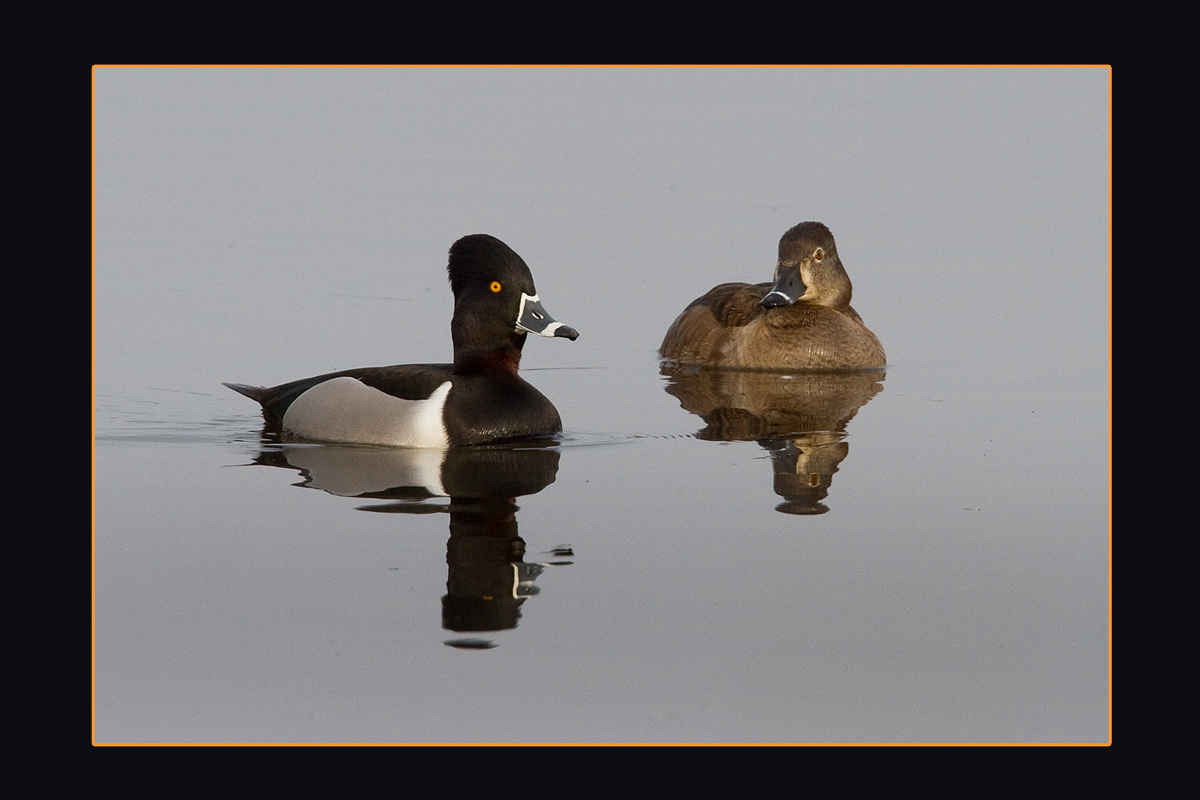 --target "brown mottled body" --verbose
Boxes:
[660,222,885,370]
